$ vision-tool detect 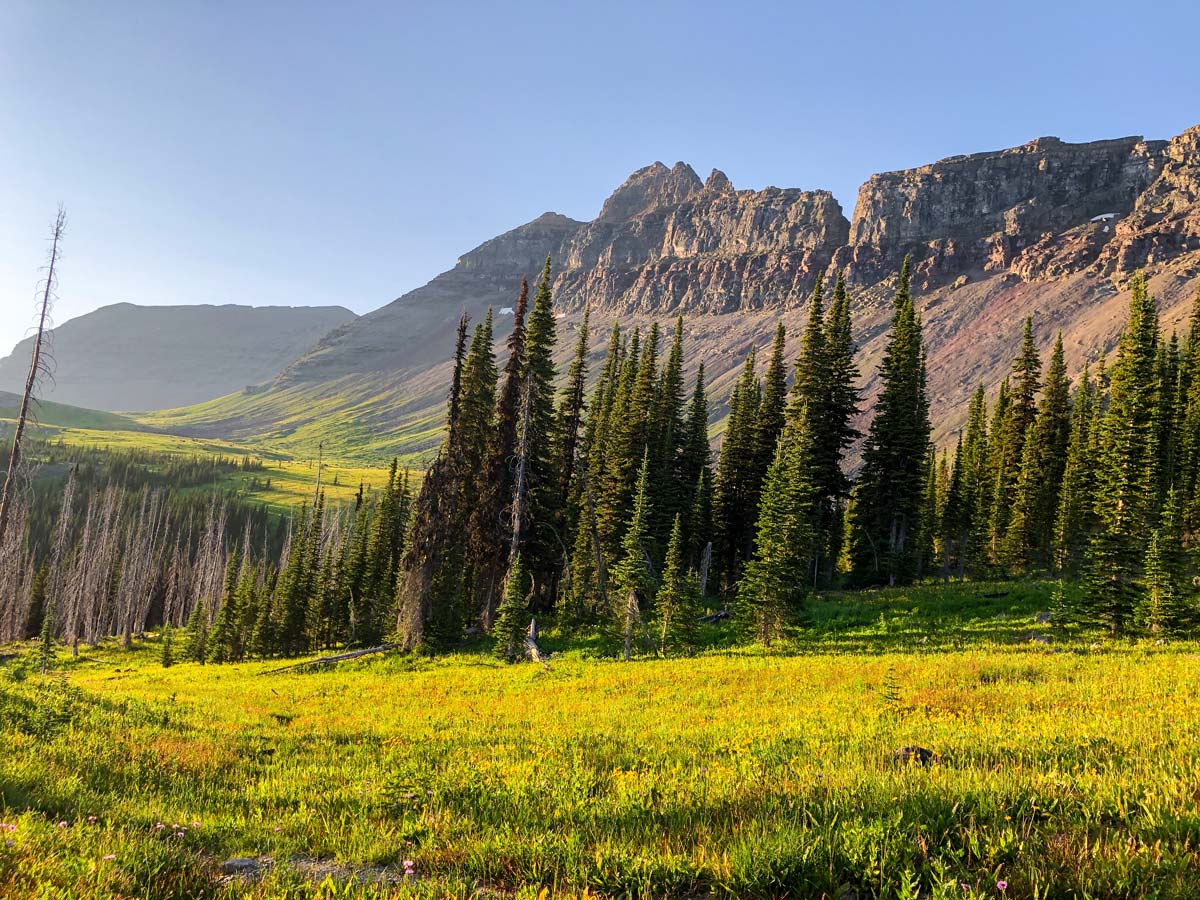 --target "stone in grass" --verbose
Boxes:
[1027,634,1051,645]
[220,858,264,877]
[892,746,940,767]
[1036,611,1051,624]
